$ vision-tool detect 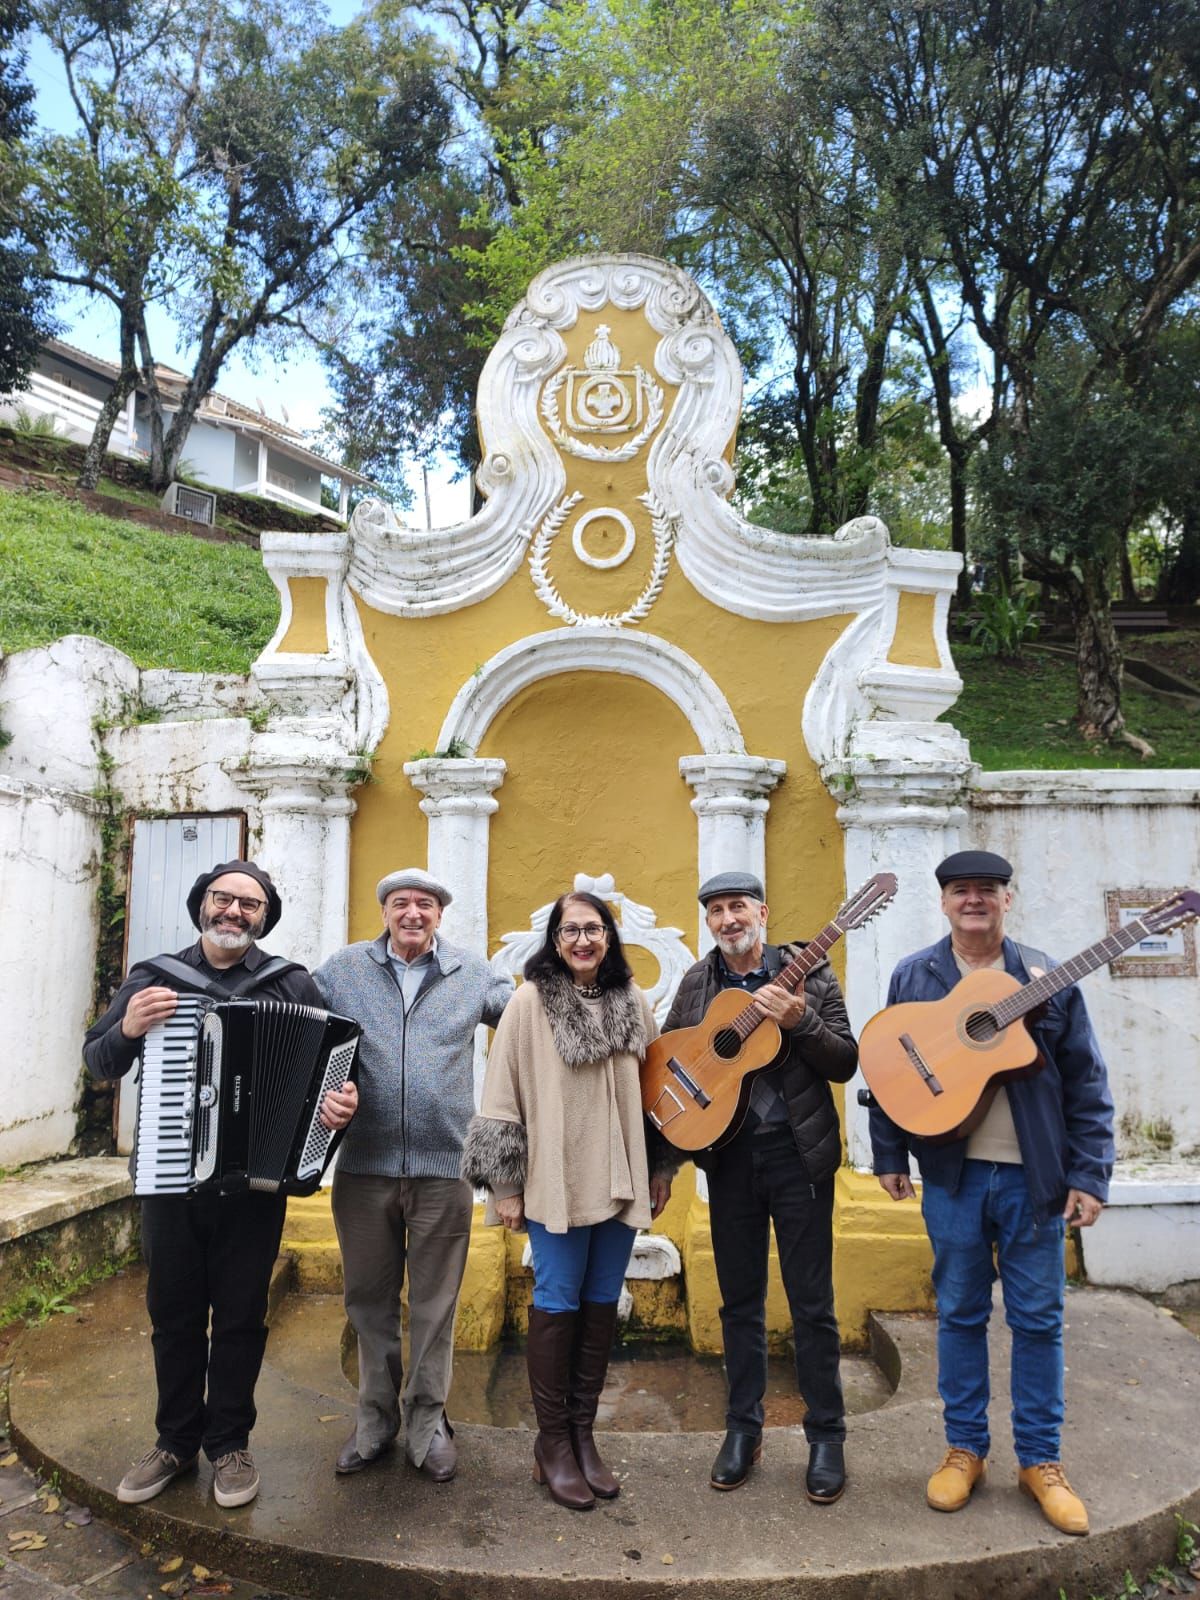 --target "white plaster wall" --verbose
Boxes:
[0,778,101,1165]
[969,771,1200,1158]
[180,422,236,490]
